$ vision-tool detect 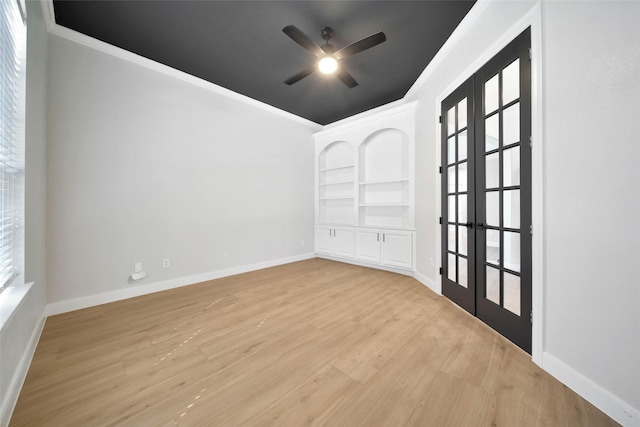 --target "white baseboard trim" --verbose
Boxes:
[45,253,315,317]
[0,313,46,427]
[542,352,639,427]
[413,270,441,295]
